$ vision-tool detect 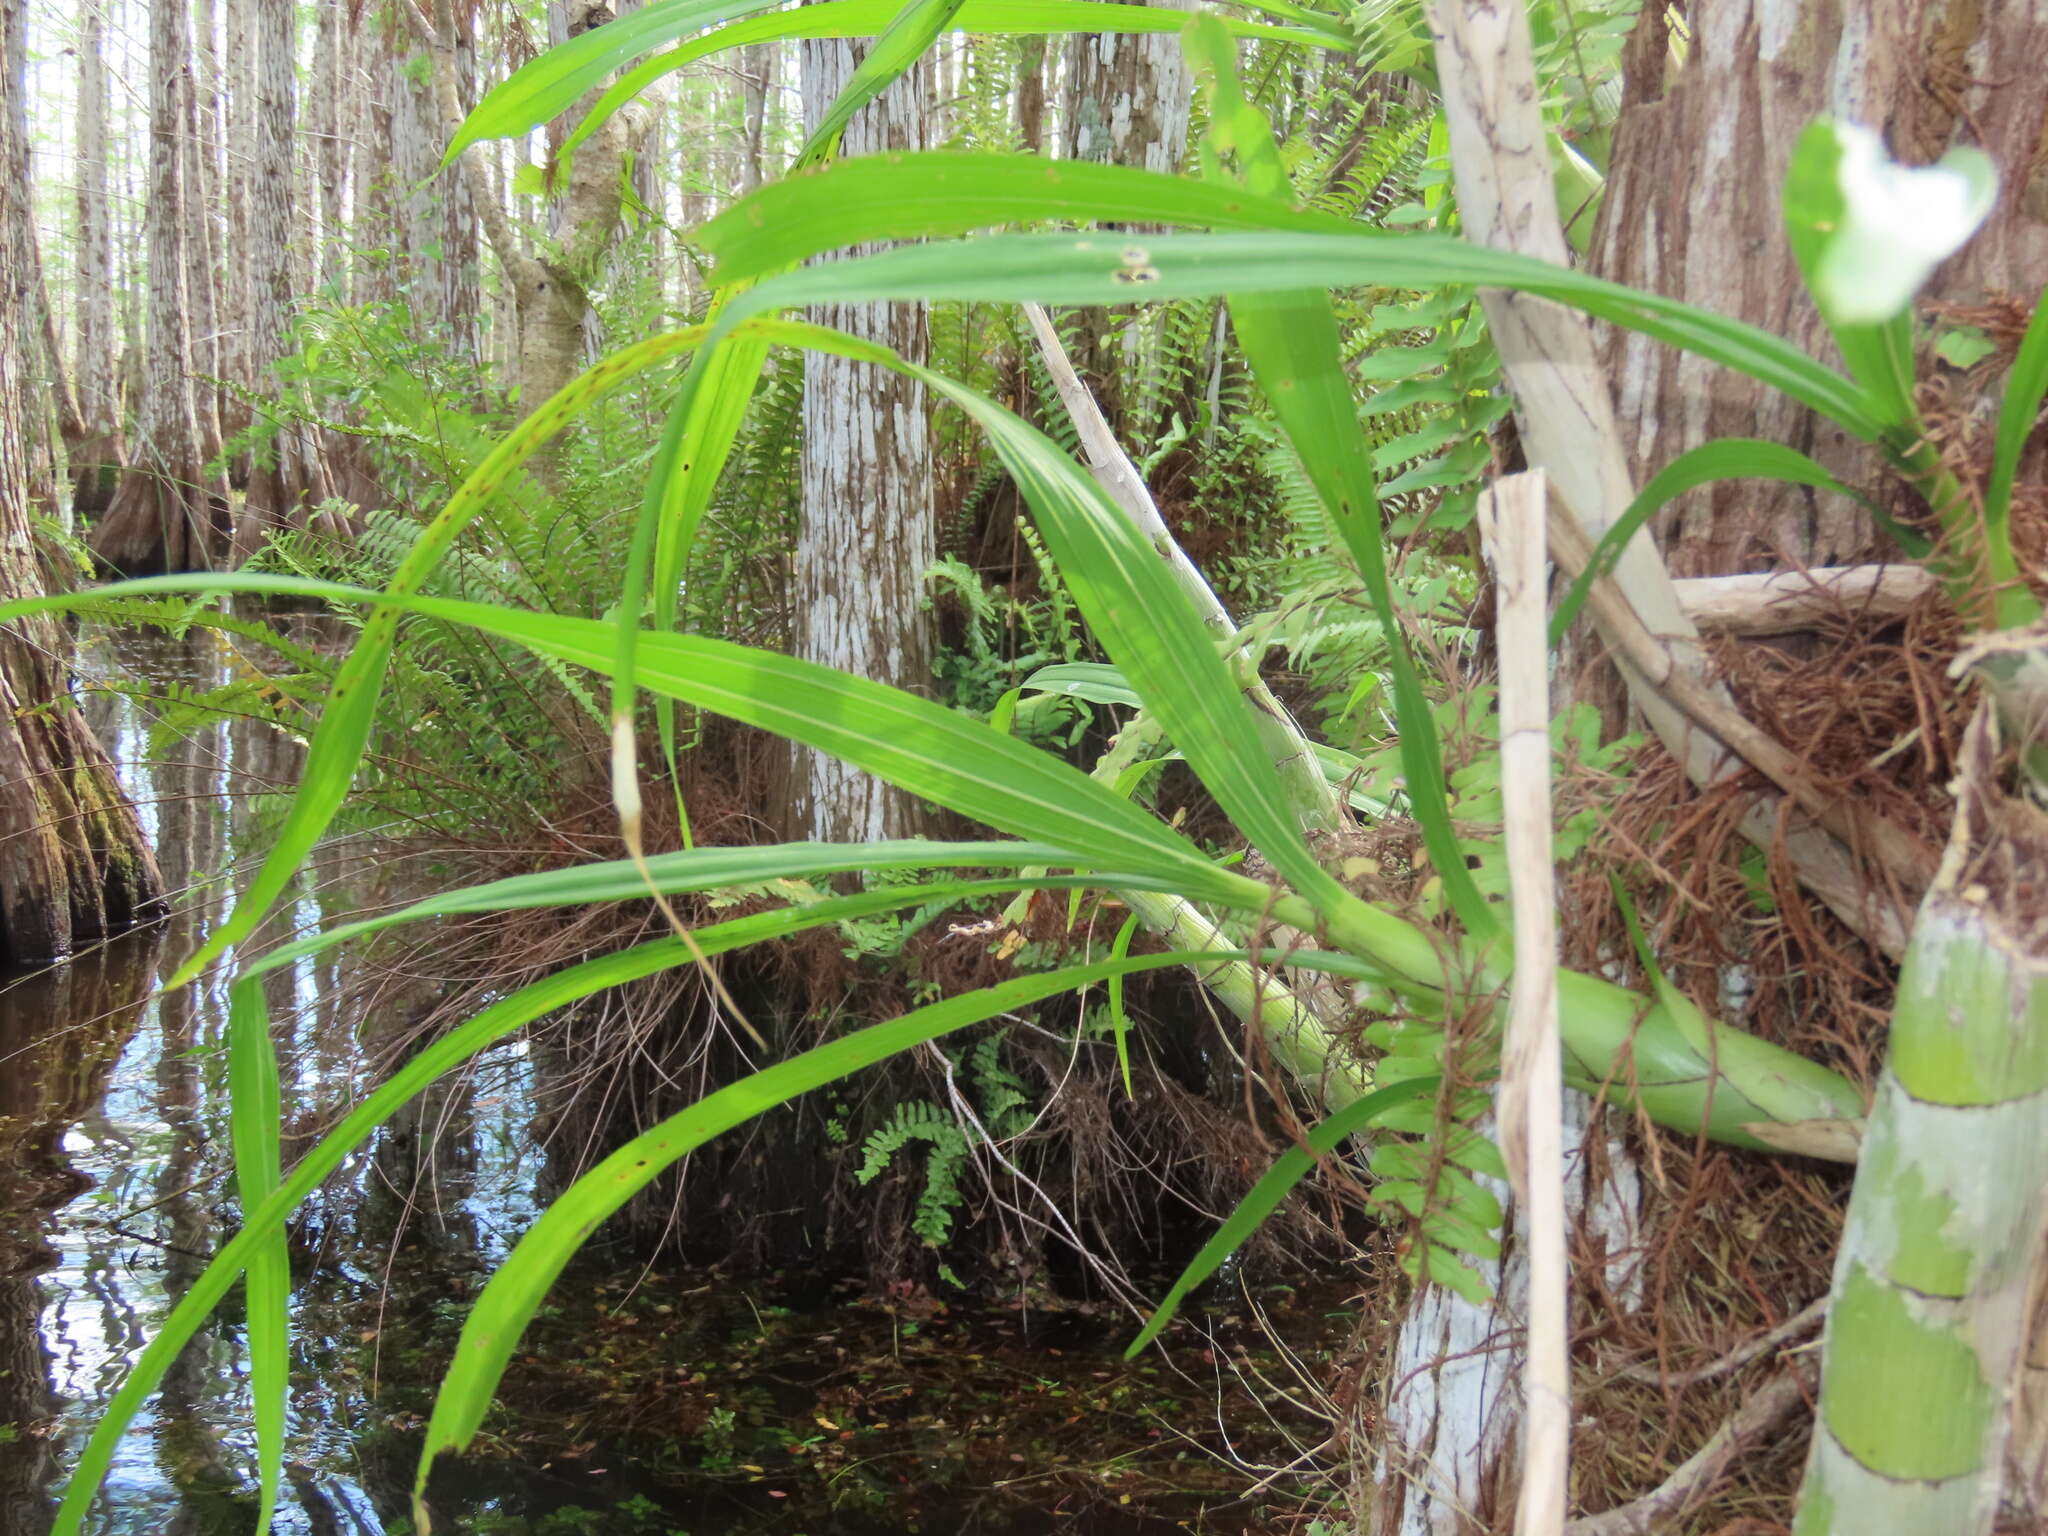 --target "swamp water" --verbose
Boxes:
[0,626,1351,1536]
